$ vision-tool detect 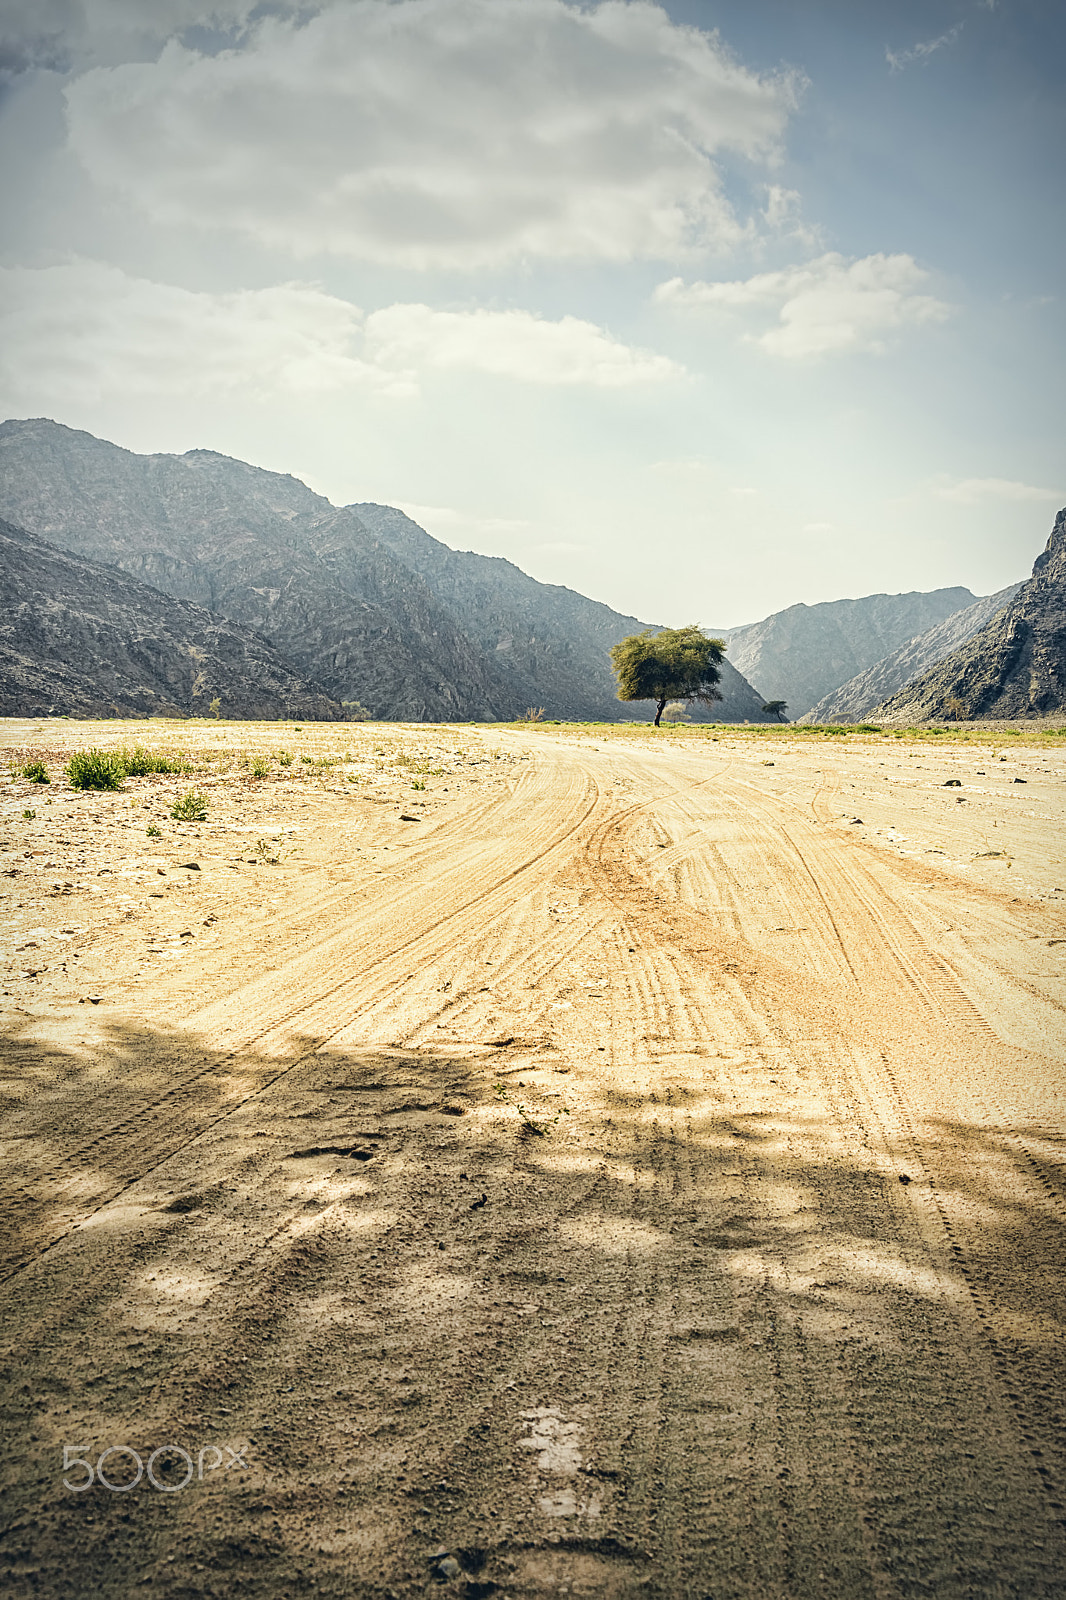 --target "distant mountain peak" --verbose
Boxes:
[717,586,979,717]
